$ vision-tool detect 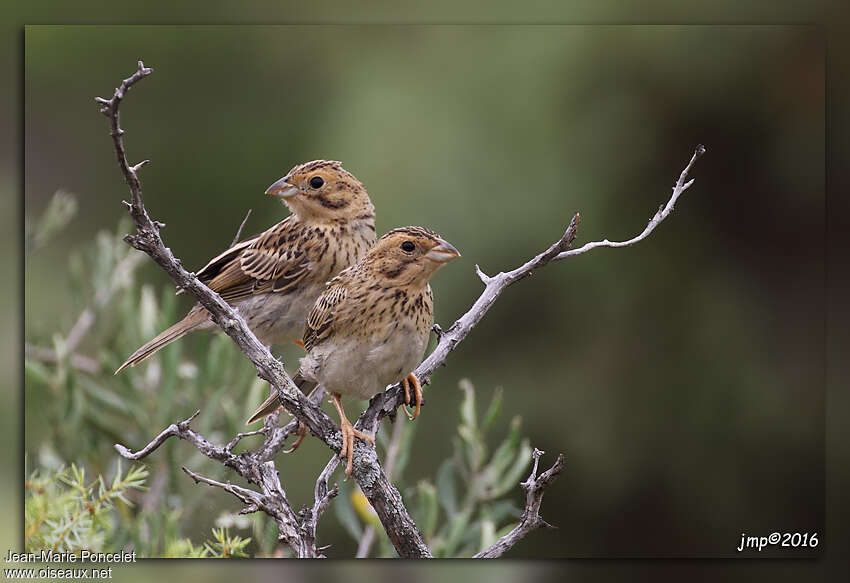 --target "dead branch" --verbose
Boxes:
[356,416,406,558]
[474,449,566,558]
